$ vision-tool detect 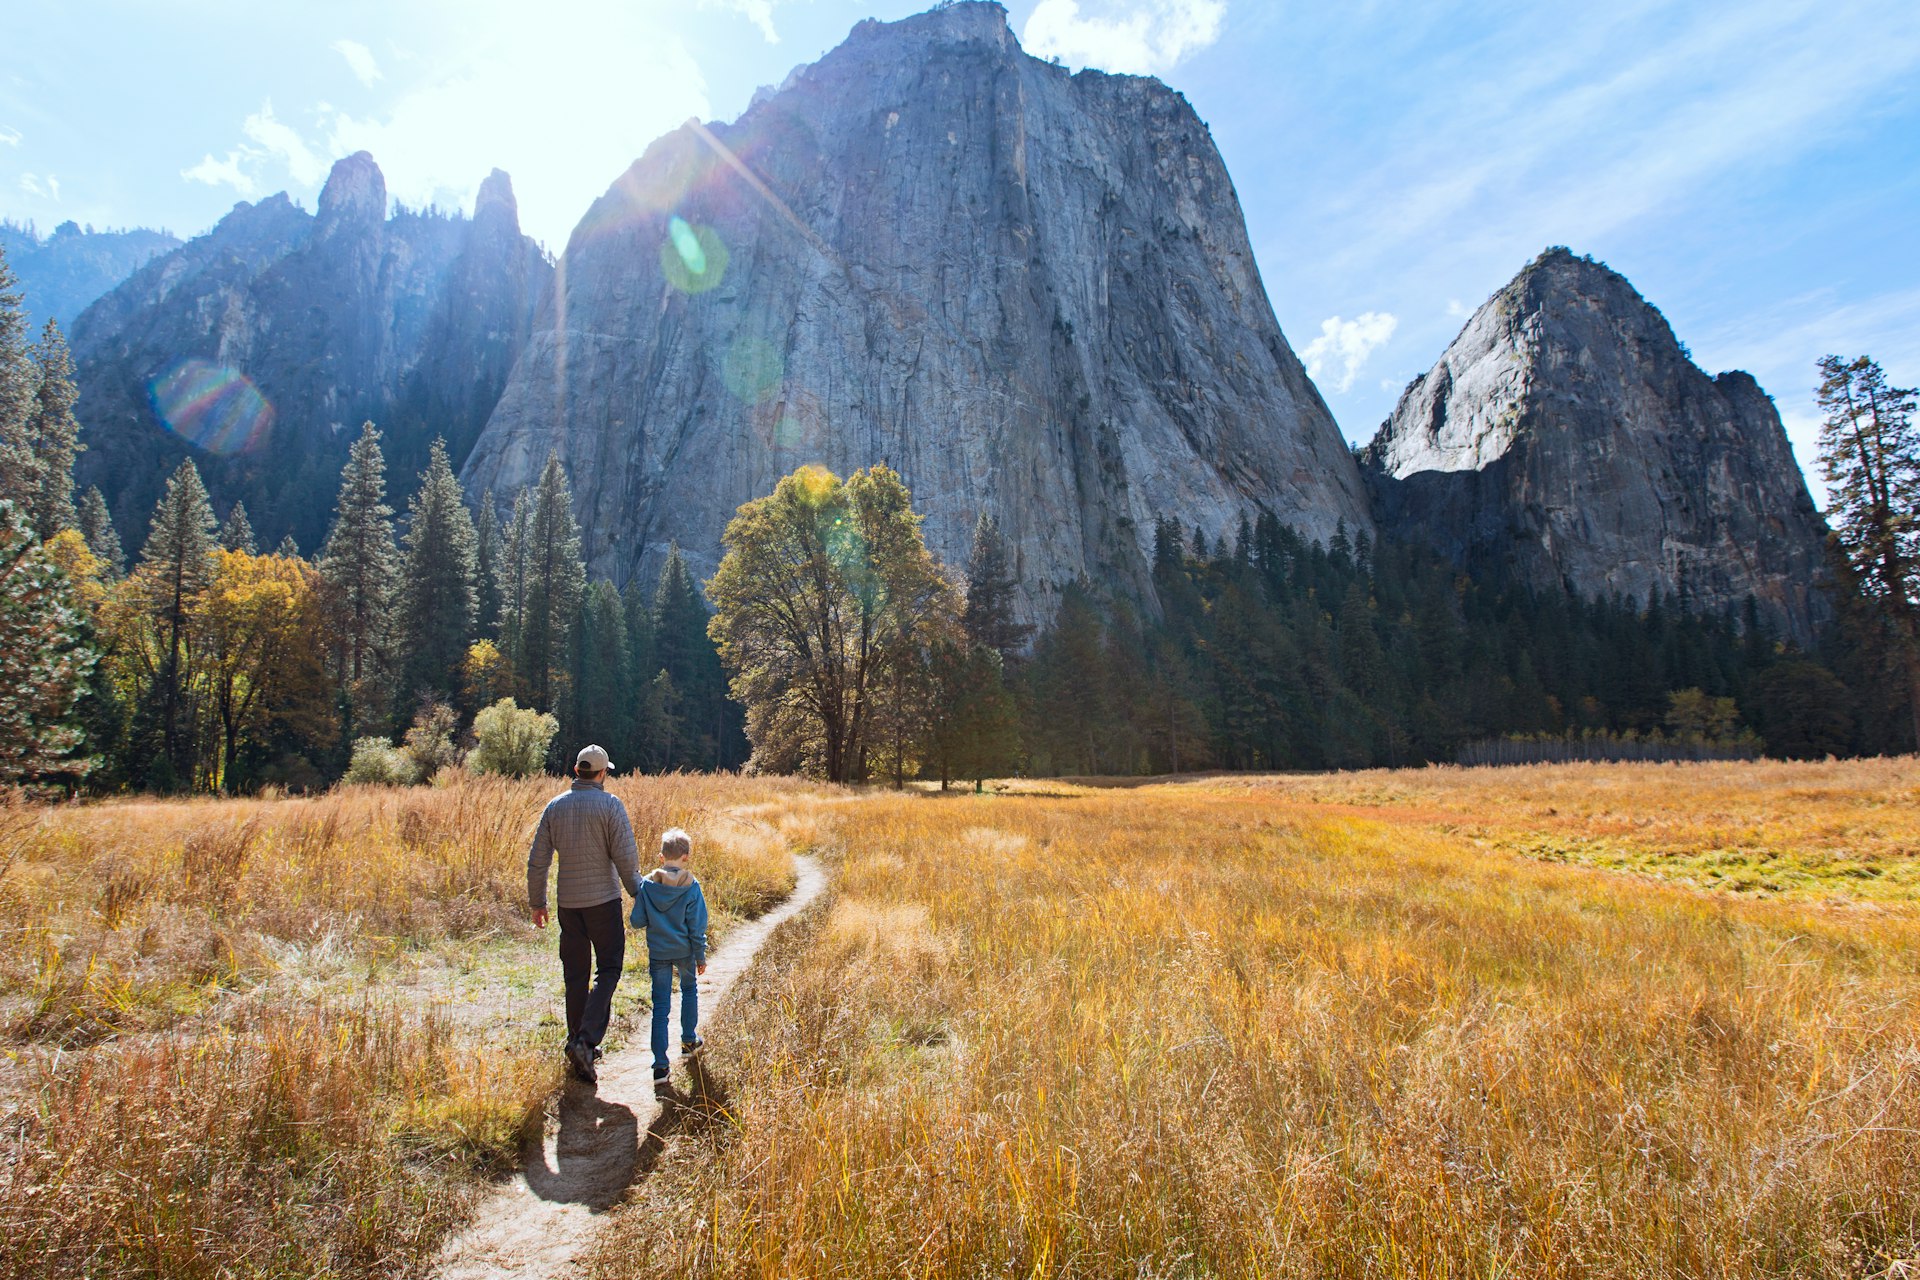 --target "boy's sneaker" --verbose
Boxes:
[651,1065,670,1087]
[681,1037,705,1058]
[565,1038,597,1084]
